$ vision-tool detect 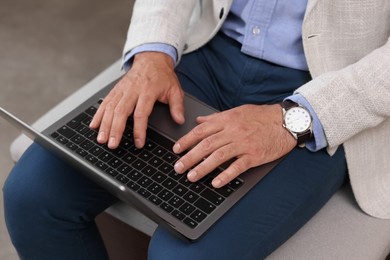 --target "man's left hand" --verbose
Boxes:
[173,104,297,188]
